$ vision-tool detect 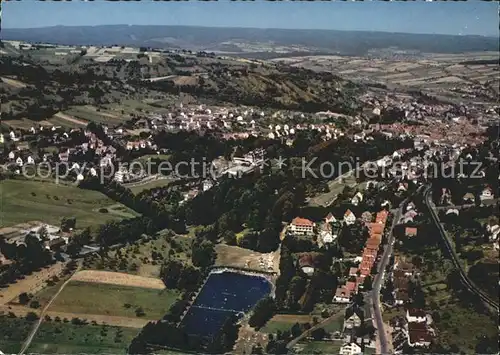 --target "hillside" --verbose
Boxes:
[0,51,363,127]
